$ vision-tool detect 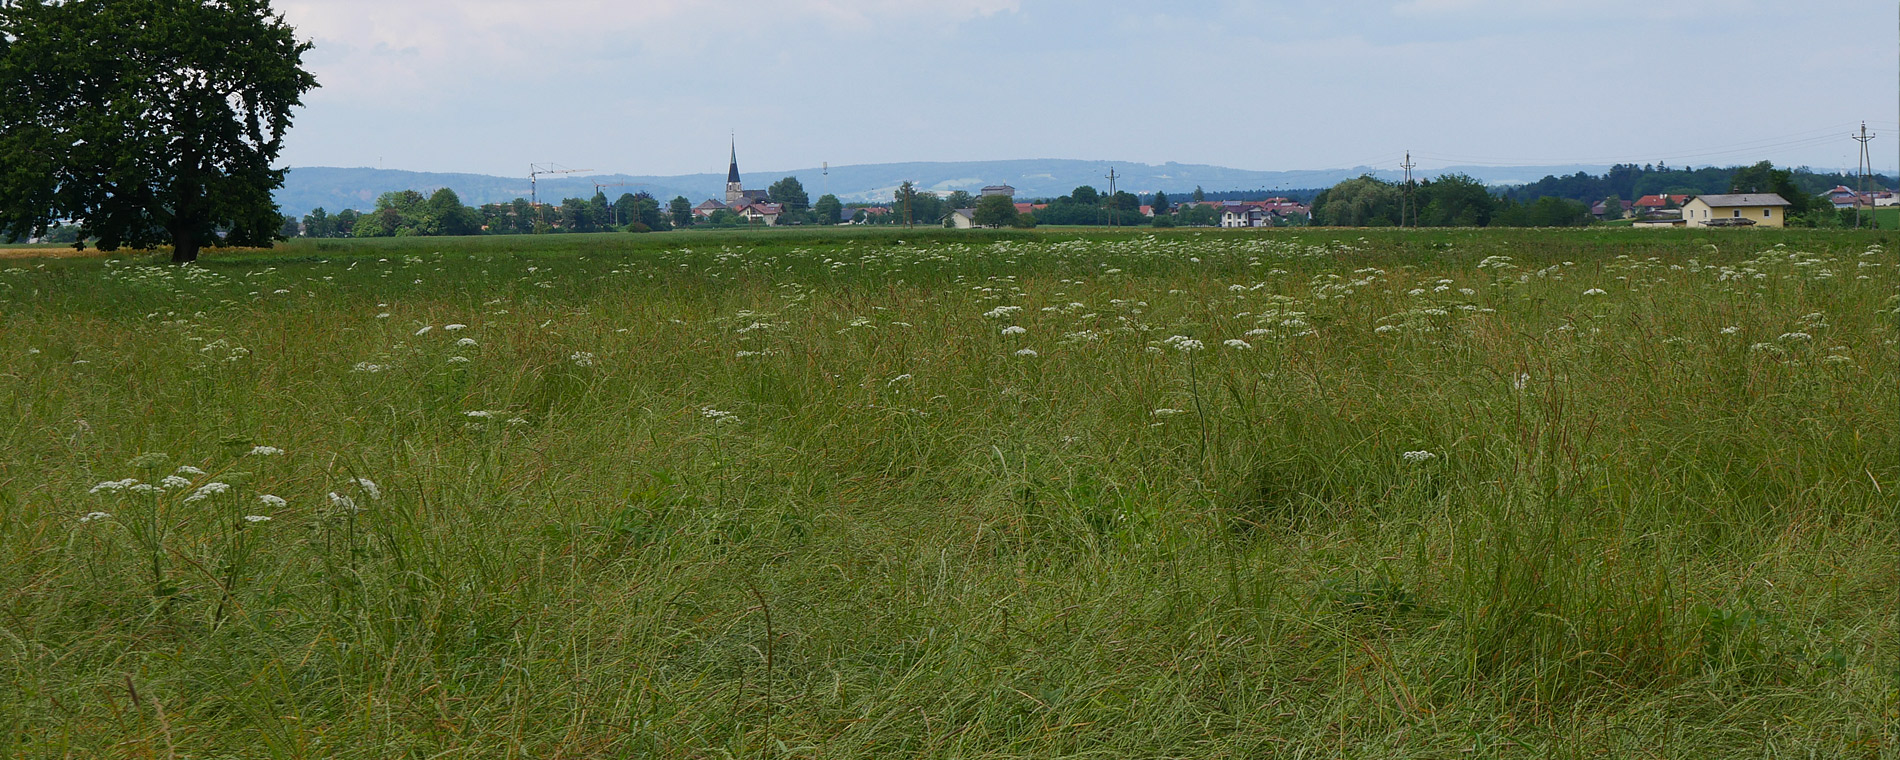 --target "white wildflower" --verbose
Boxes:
[1720,326,1741,335]
[79,512,112,523]
[328,492,357,510]
[258,494,287,508]
[355,478,382,500]
[1014,348,1039,357]
[701,407,739,424]
[1150,408,1185,417]
[455,337,477,347]
[243,514,273,523]
[444,324,468,331]
[570,351,597,367]
[1583,288,1607,296]
[1401,450,1437,463]
[375,312,391,319]
[175,465,206,476]
[1223,339,1253,350]
[983,305,1022,319]
[247,446,284,457]
[465,410,493,418]
[888,374,913,386]
[415,325,434,335]
[1001,325,1027,336]
[183,482,231,503]
[1778,332,1812,342]
[448,356,471,364]
[159,475,192,490]
[89,479,139,494]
